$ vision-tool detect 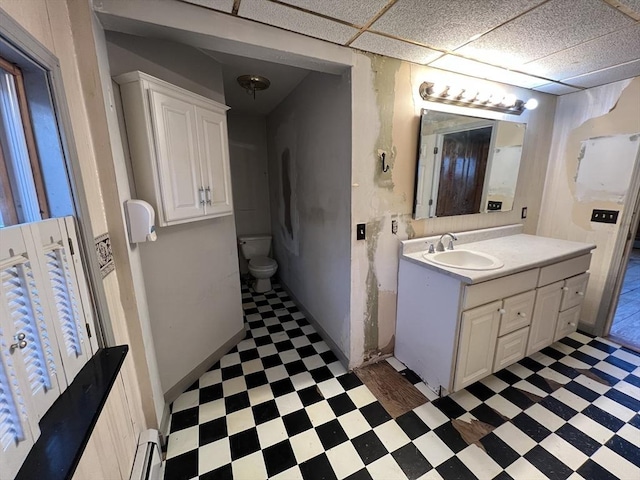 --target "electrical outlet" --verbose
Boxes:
[391,219,398,235]
[487,201,502,211]
[357,223,366,240]
[591,209,619,224]
[521,207,527,219]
